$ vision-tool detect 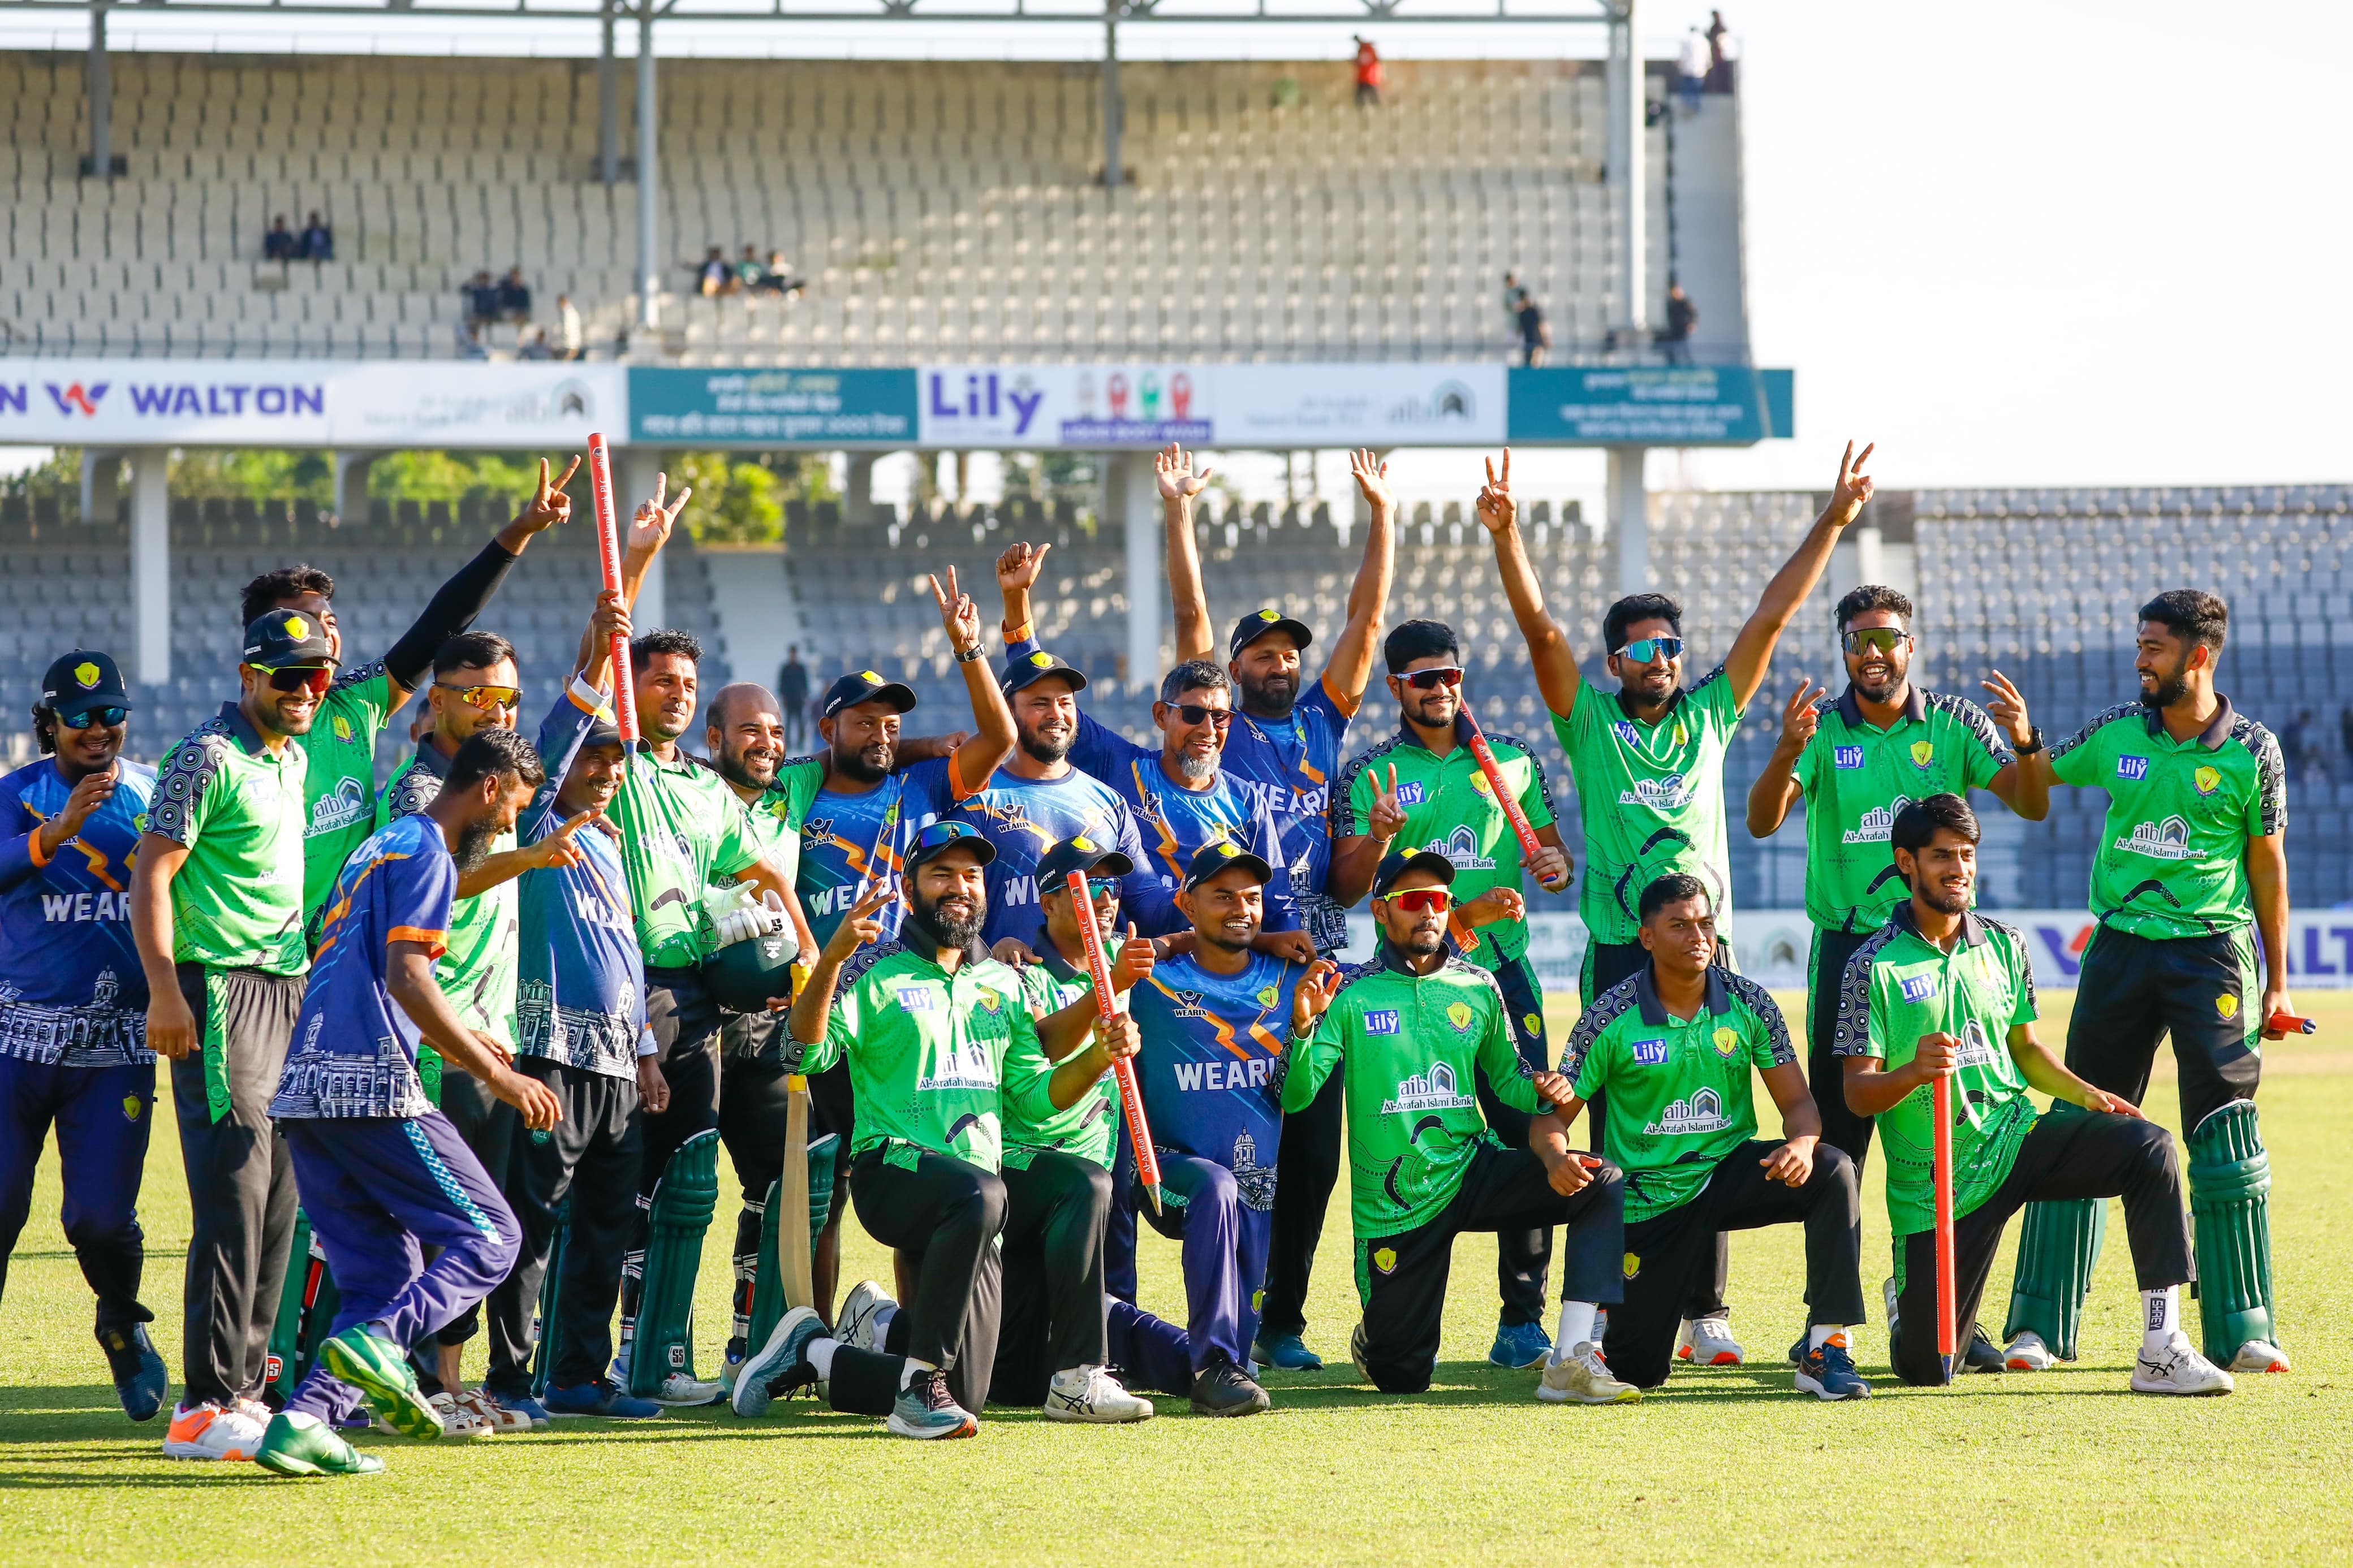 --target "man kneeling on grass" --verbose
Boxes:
[1533,872,1869,1399]
[1835,793,2233,1395]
